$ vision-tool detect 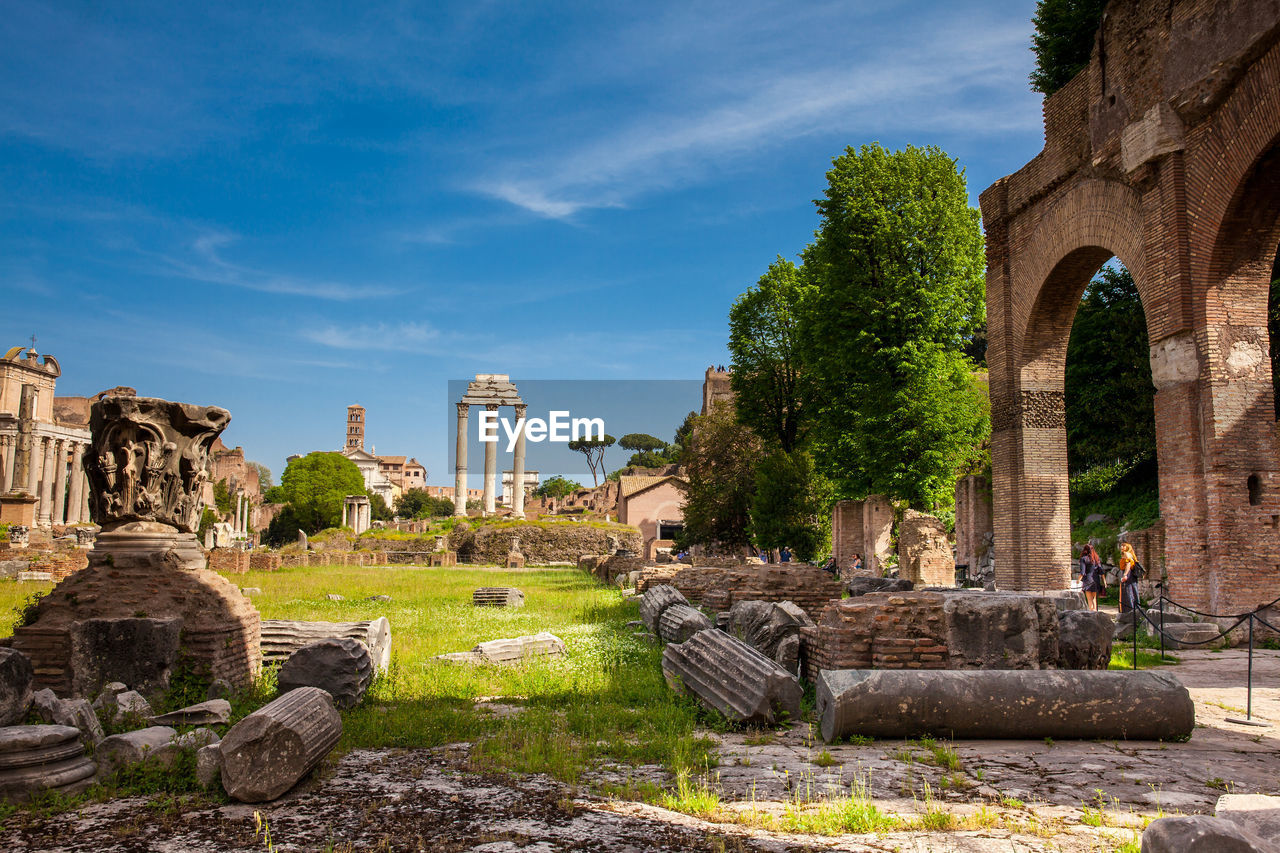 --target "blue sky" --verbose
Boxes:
[1,0,1044,485]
